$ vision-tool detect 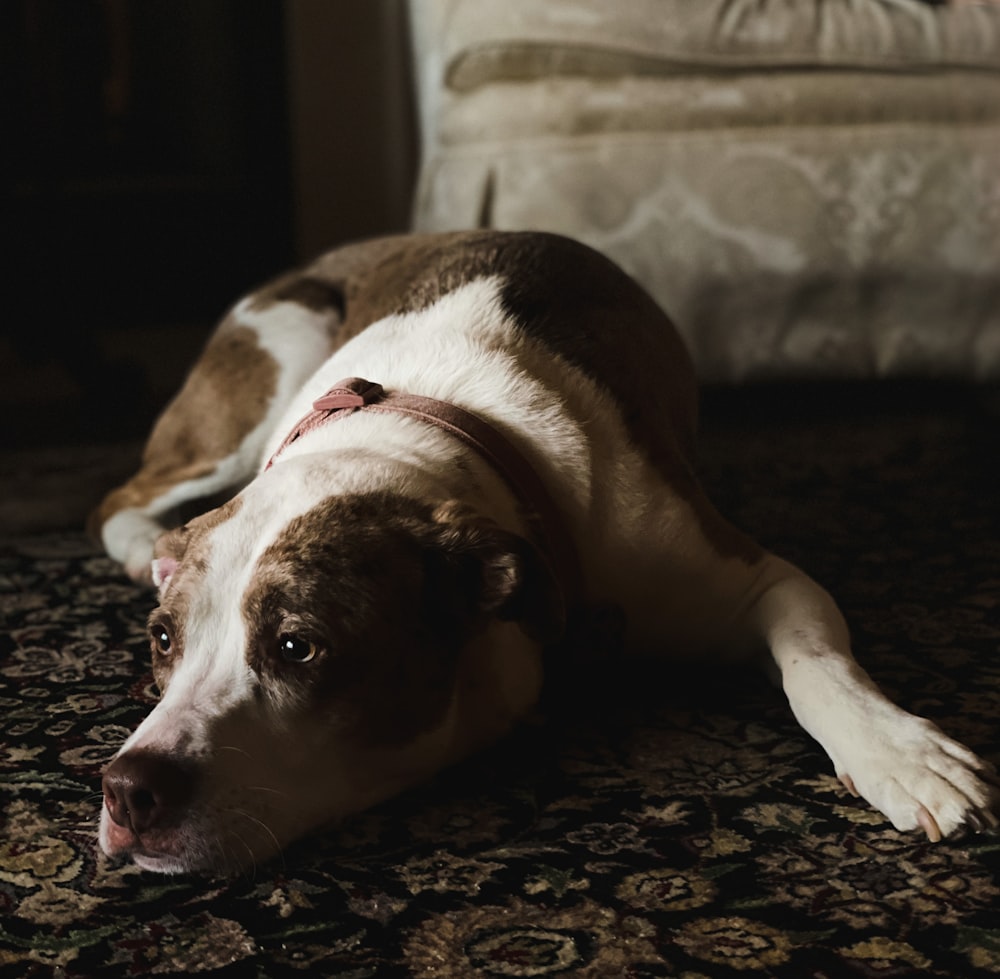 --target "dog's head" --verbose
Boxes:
[98,484,561,874]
